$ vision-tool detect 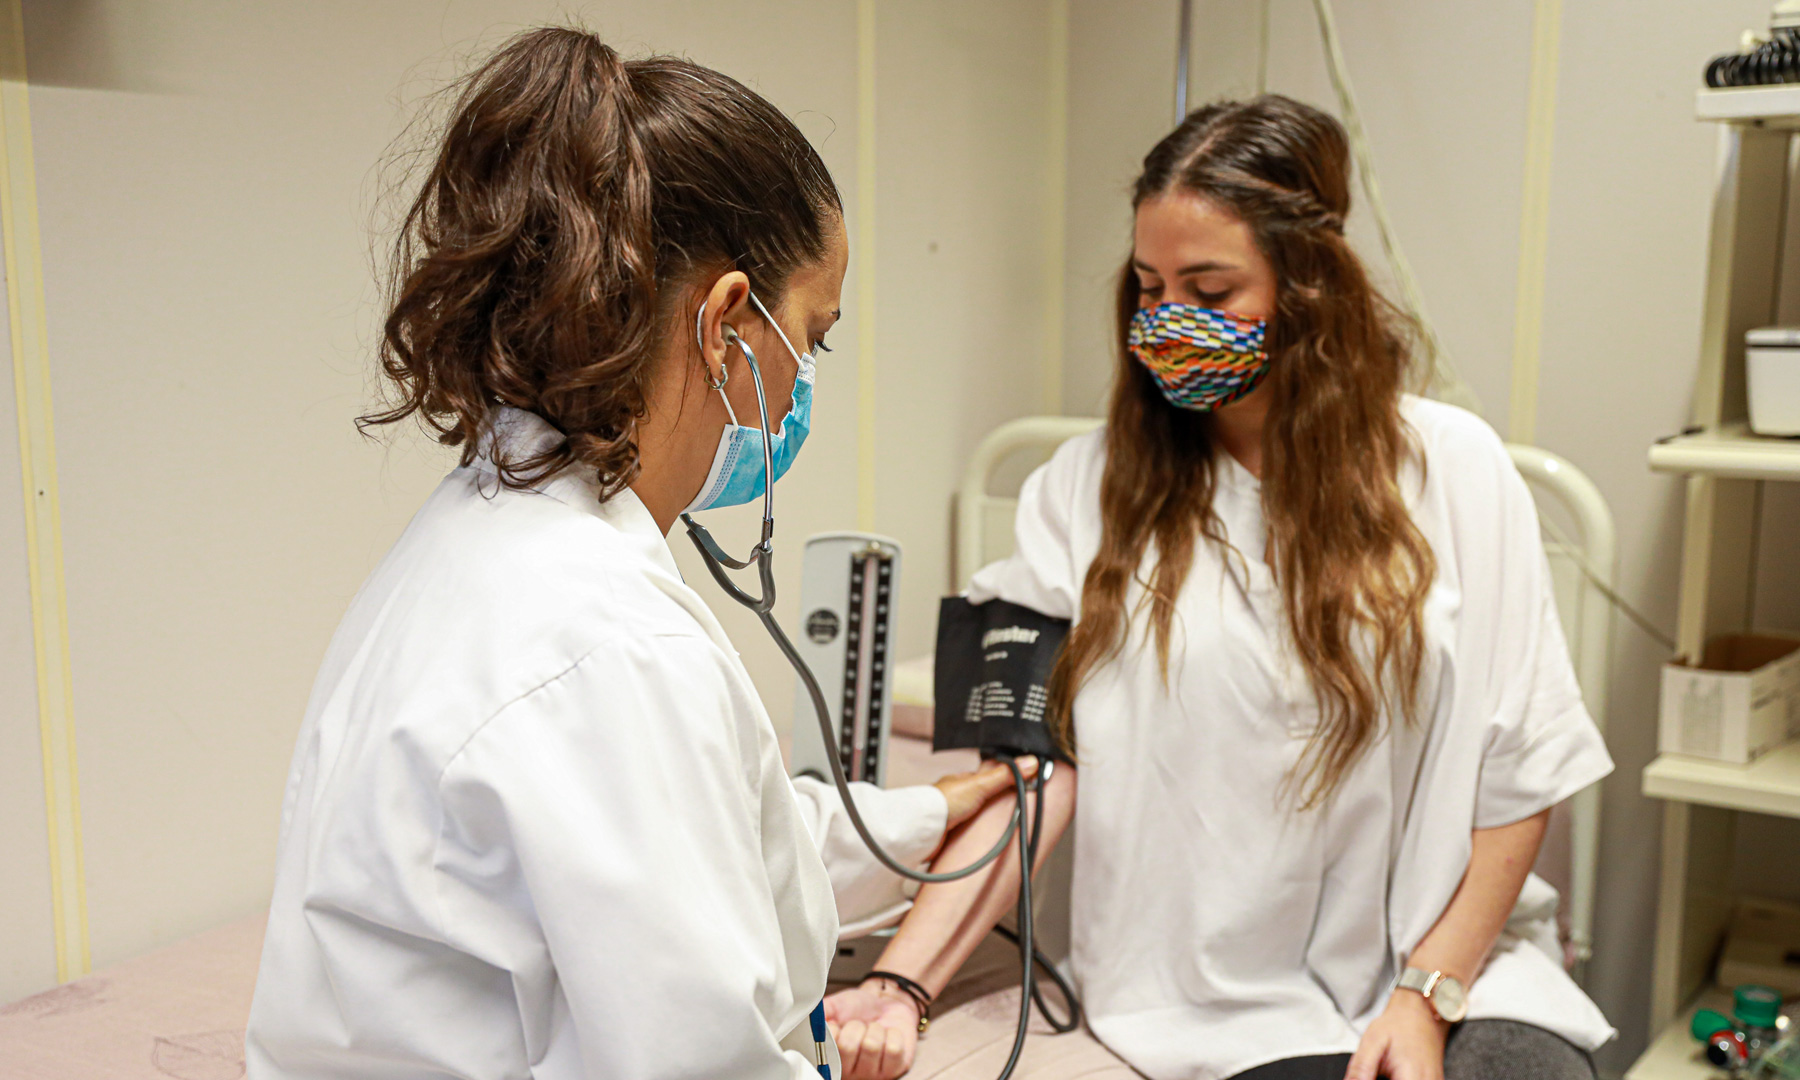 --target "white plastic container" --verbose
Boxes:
[1746,327,1800,436]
